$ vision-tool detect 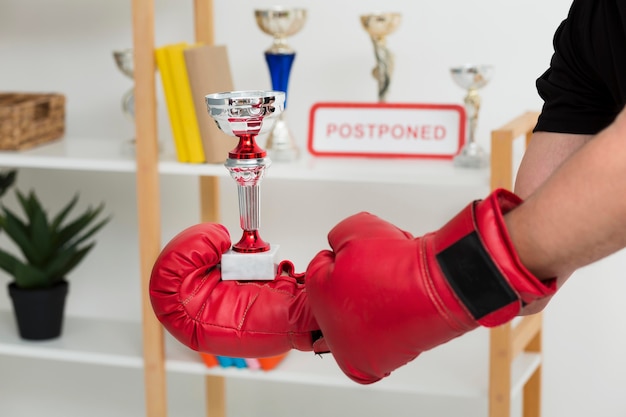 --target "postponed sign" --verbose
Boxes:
[307,102,466,159]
